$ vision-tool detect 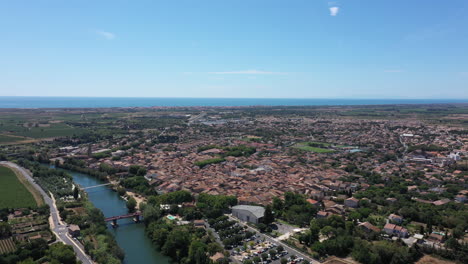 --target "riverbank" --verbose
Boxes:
[0,161,94,264]
[60,167,170,264]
